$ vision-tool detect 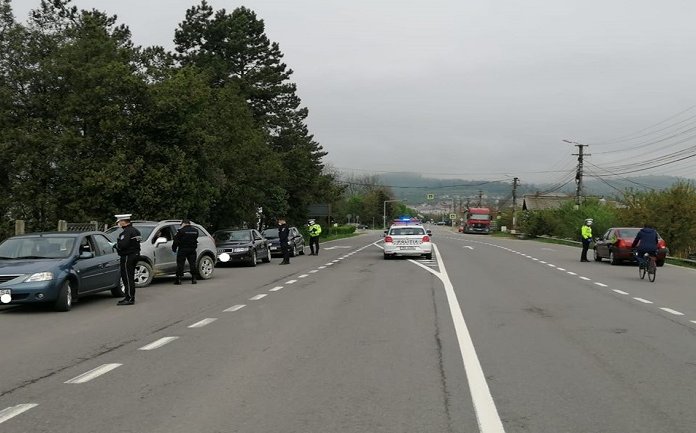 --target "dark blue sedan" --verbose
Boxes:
[0,232,124,311]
